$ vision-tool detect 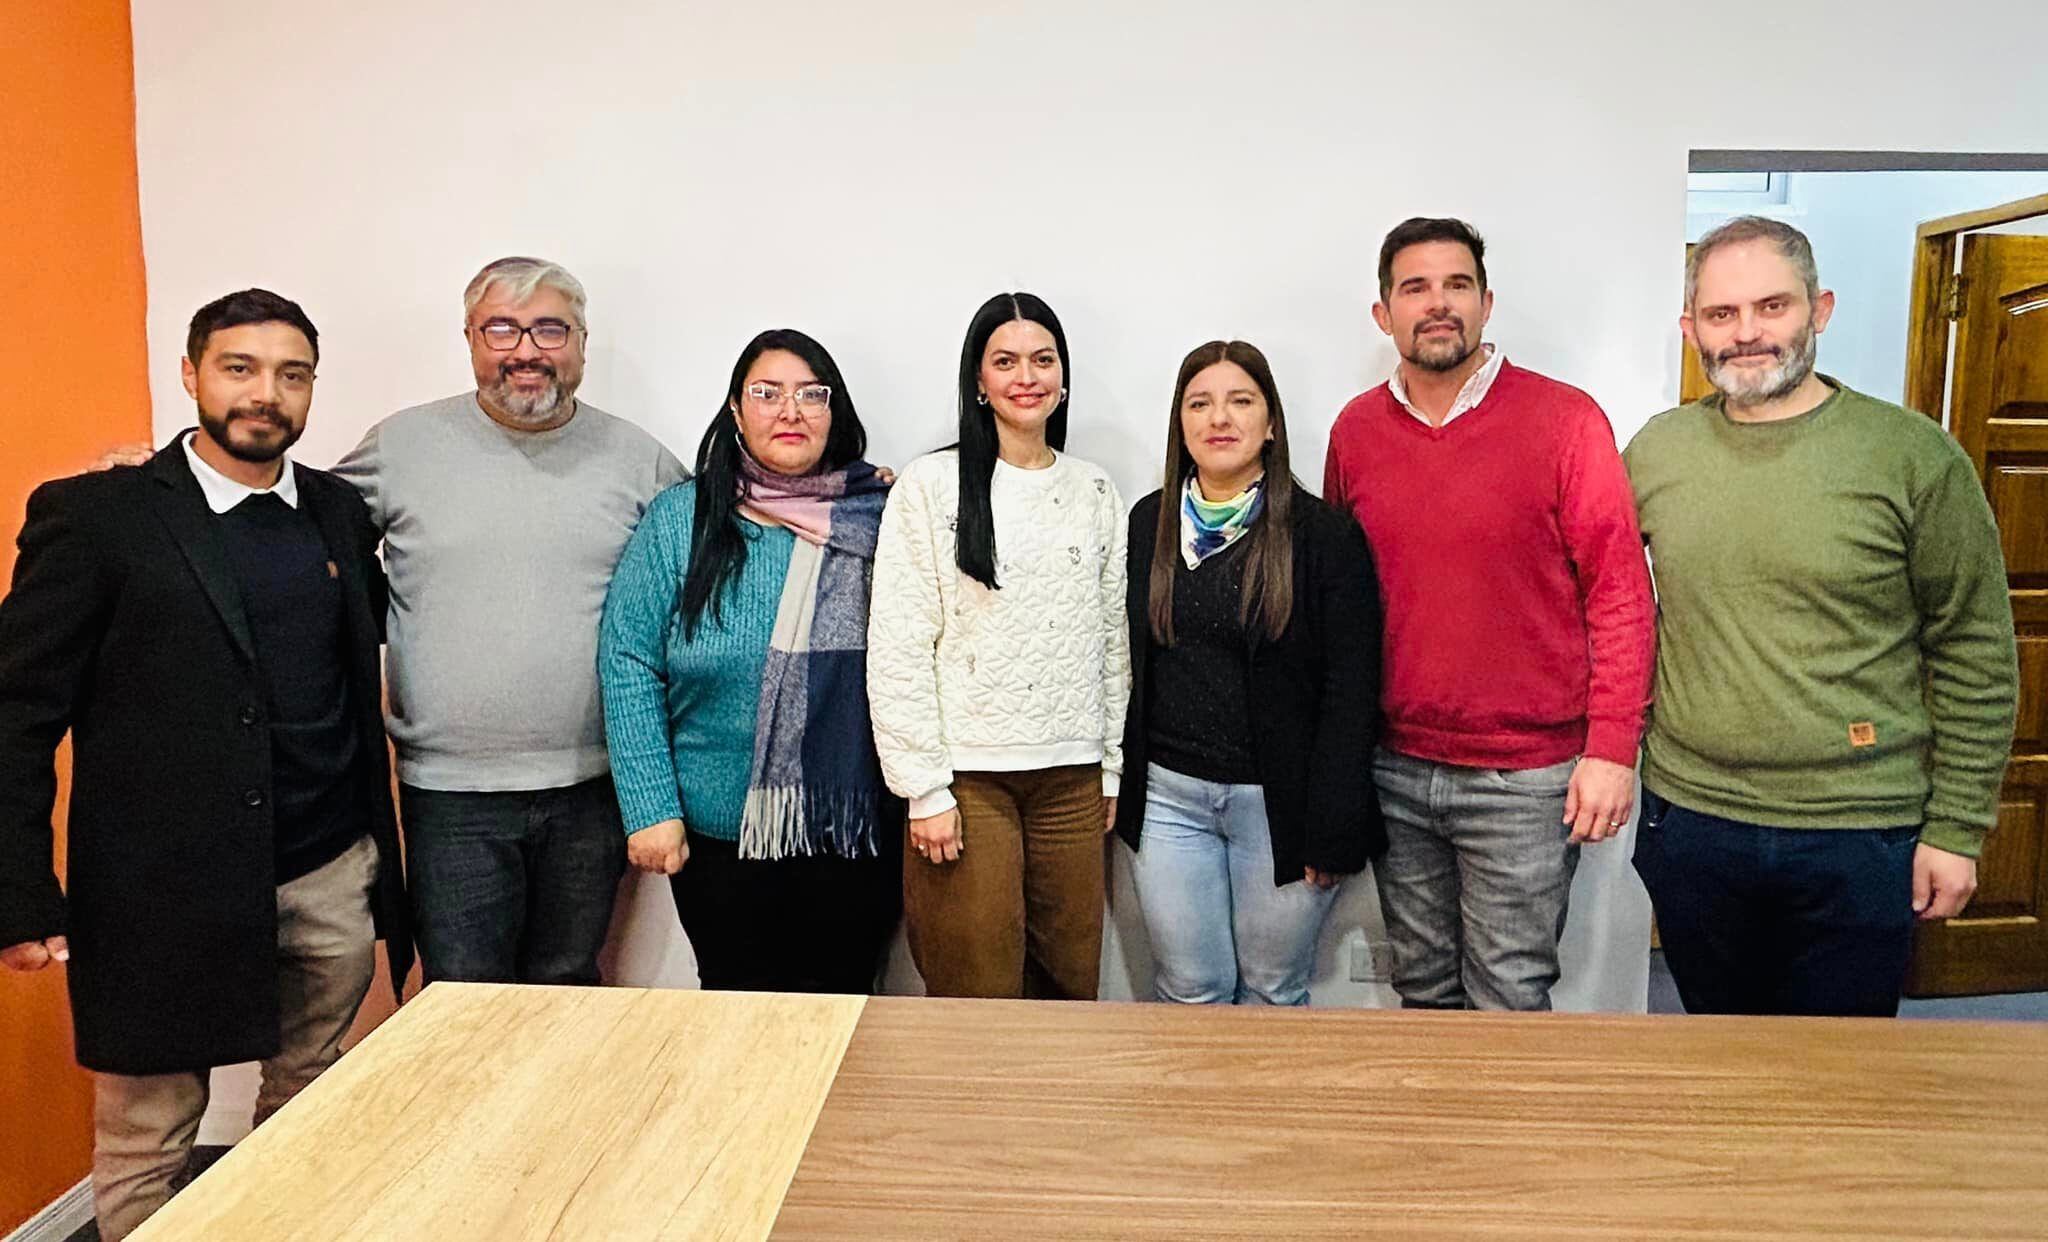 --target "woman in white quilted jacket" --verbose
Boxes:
[867,292,1131,1000]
